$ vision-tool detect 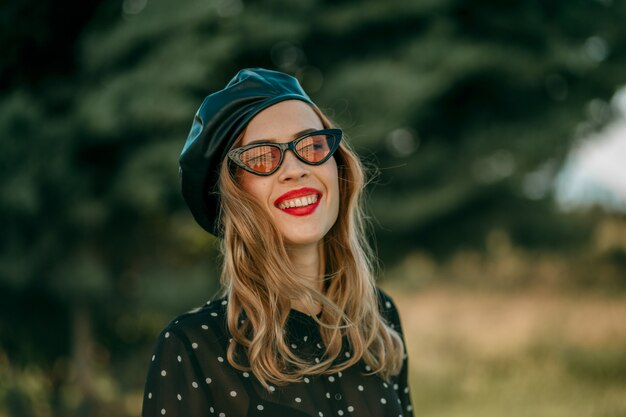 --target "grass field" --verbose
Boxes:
[384,286,626,417]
